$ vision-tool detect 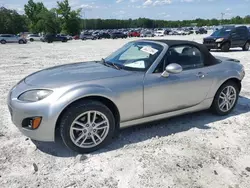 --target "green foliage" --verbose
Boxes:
[36,9,60,34]
[56,0,81,35]
[24,0,47,33]
[82,16,250,30]
[0,7,28,34]
[1,1,250,35]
